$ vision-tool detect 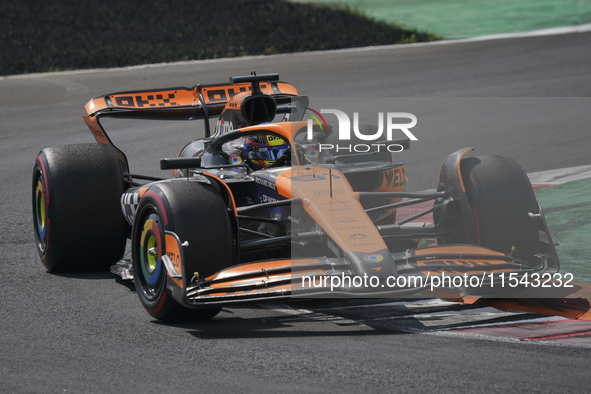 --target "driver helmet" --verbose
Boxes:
[244,134,289,170]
